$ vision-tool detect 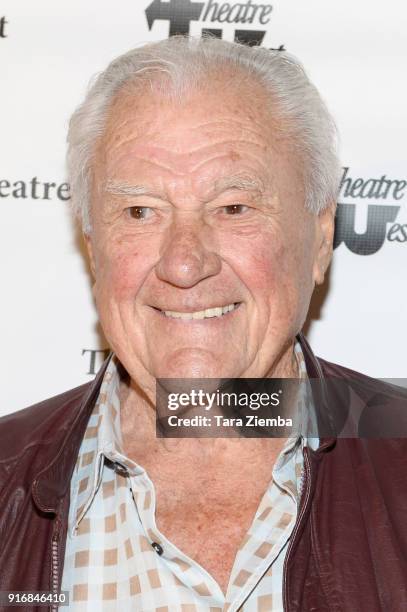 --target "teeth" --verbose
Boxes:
[192,310,205,319]
[206,307,222,318]
[163,303,237,320]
